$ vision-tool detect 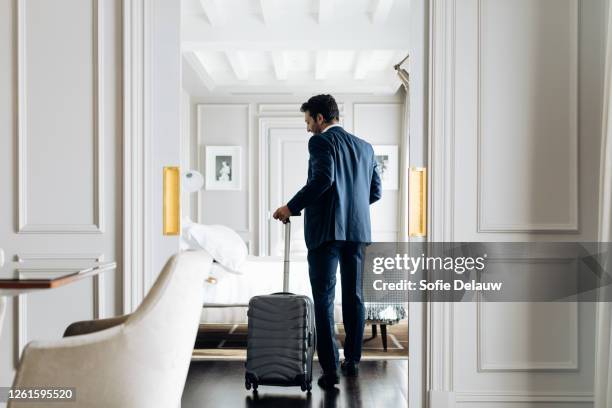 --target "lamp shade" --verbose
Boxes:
[182,170,204,193]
